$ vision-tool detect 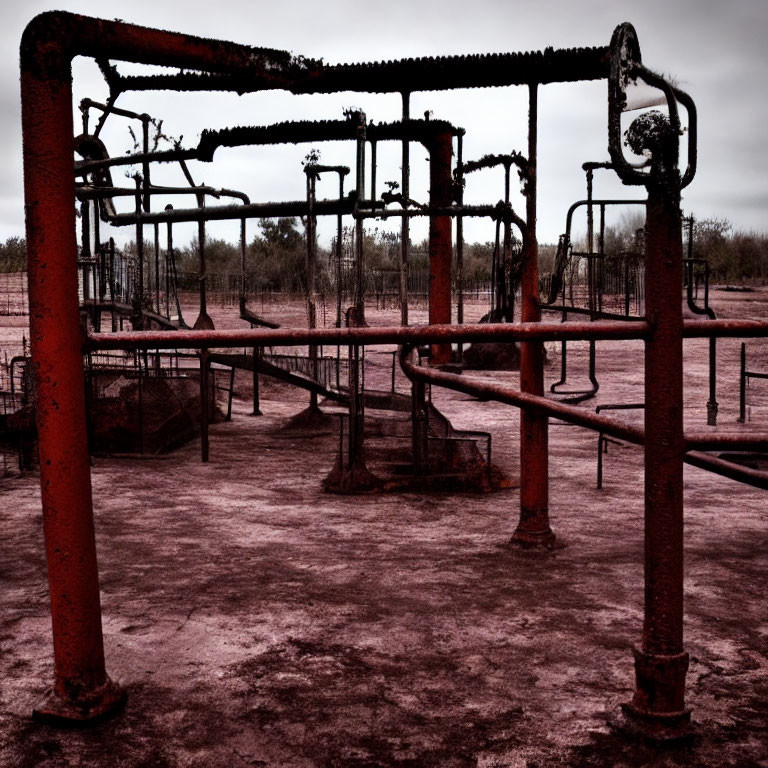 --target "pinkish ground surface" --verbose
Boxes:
[1,290,767,767]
